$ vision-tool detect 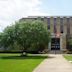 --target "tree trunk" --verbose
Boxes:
[21,47,27,56]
